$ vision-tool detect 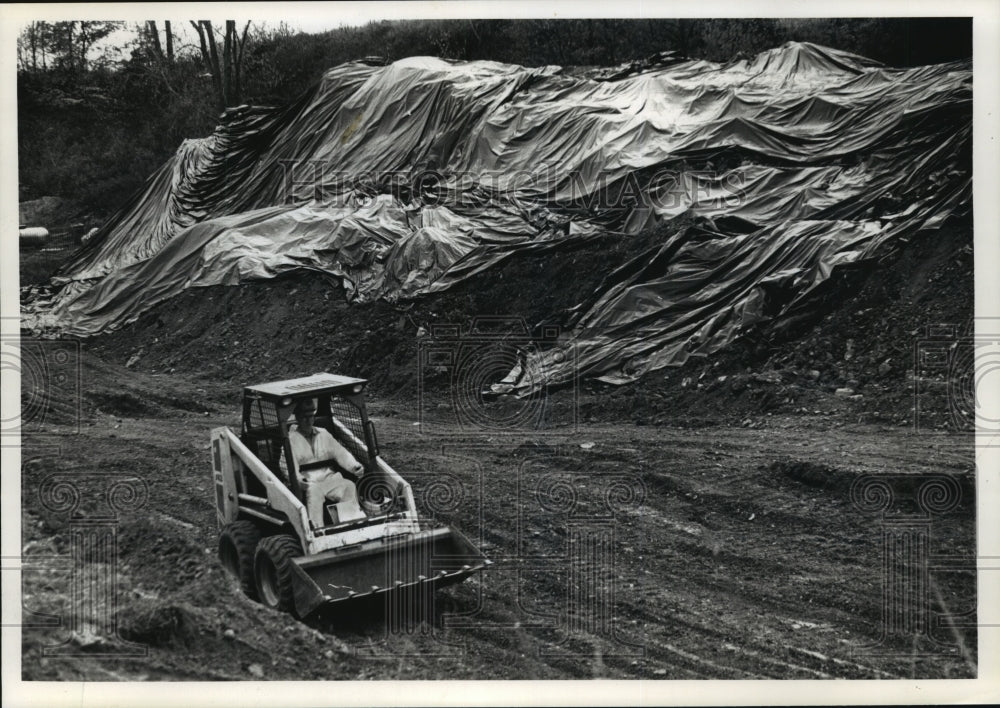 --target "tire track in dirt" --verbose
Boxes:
[18,357,977,680]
